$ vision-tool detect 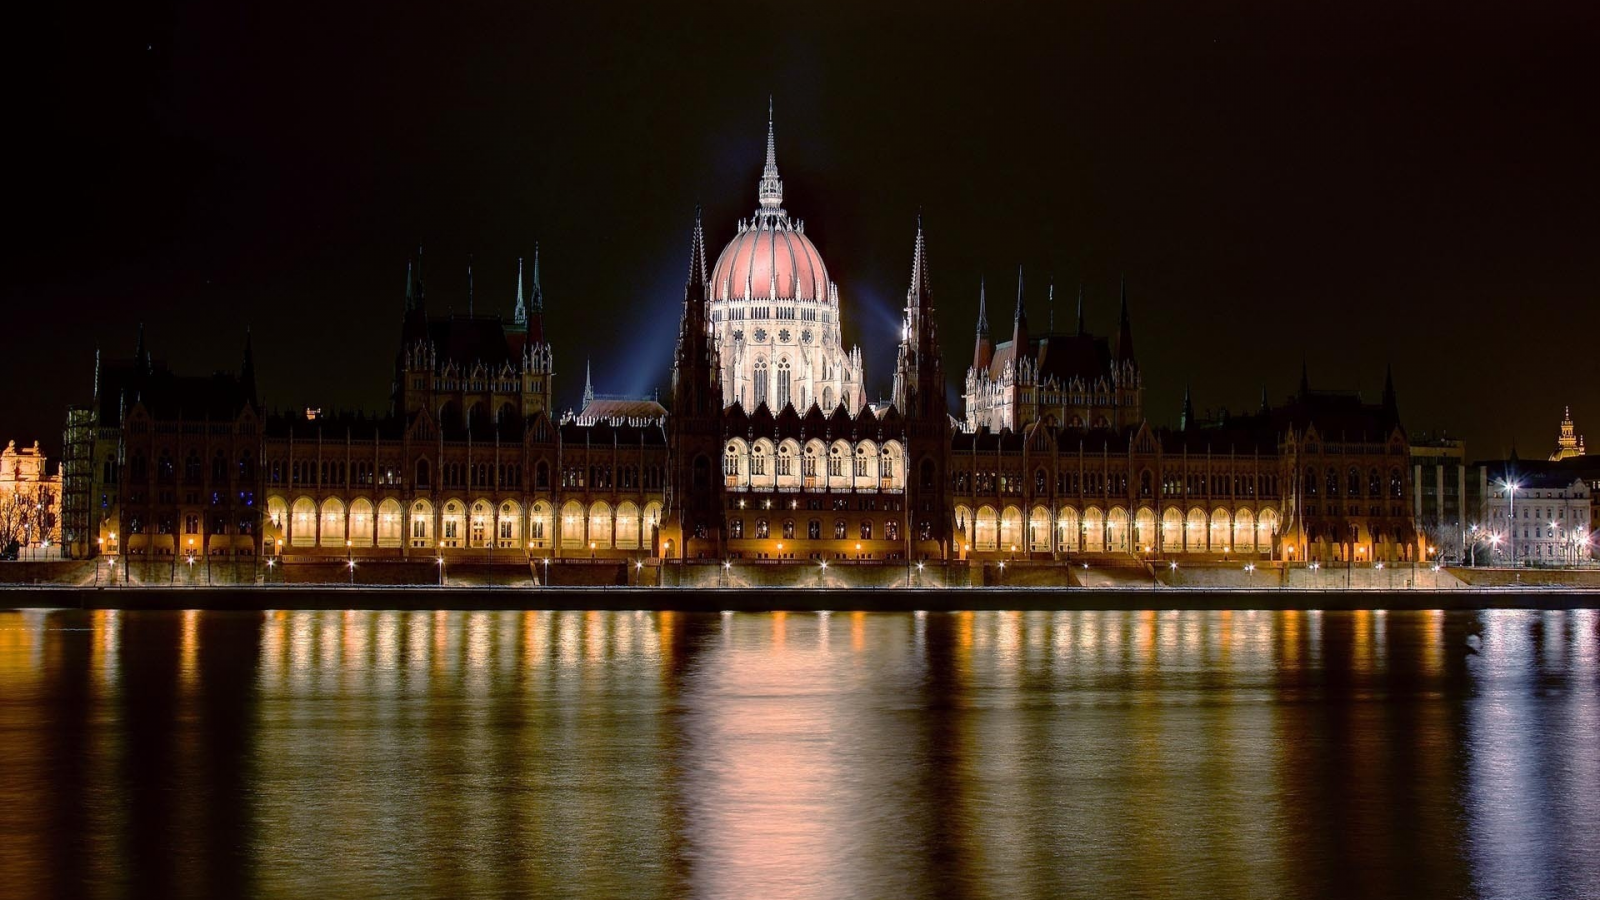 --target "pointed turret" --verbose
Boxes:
[511,257,528,329]
[406,245,426,312]
[1076,283,1085,336]
[582,358,594,409]
[1259,385,1270,413]
[1113,275,1136,363]
[973,277,993,371]
[466,257,475,316]
[1011,265,1029,364]
[1381,362,1399,421]
[894,215,944,419]
[530,244,545,313]
[1181,383,1195,432]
